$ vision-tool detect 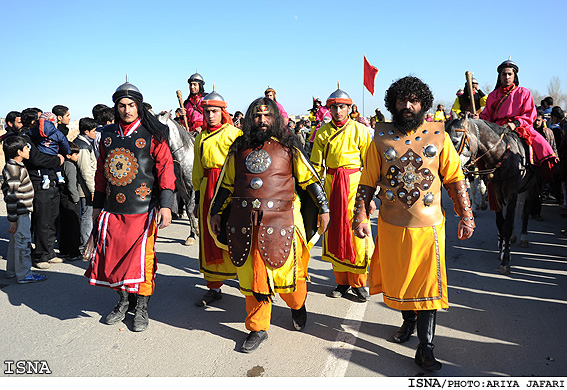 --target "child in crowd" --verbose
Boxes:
[2,136,47,283]
[28,112,71,189]
[58,142,82,261]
